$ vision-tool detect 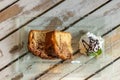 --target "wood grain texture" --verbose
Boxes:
[0,0,63,40]
[37,0,120,79]
[0,53,61,80]
[0,0,109,72]
[0,0,119,80]
[27,0,109,31]
[59,27,120,80]
[38,26,120,80]
[88,59,120,80]
[0,0,18,11]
